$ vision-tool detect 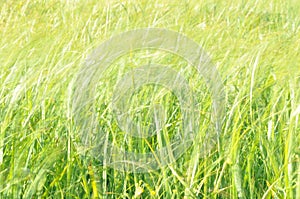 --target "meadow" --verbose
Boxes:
[0,0,299,198]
